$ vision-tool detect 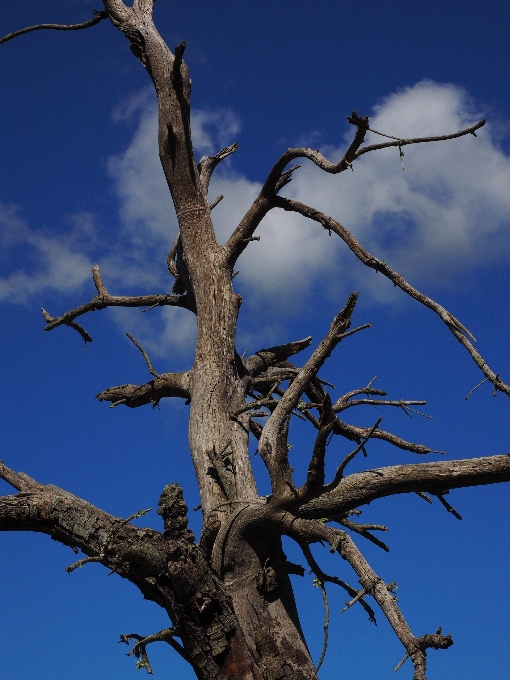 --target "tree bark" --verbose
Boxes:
[1,3,509,680]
